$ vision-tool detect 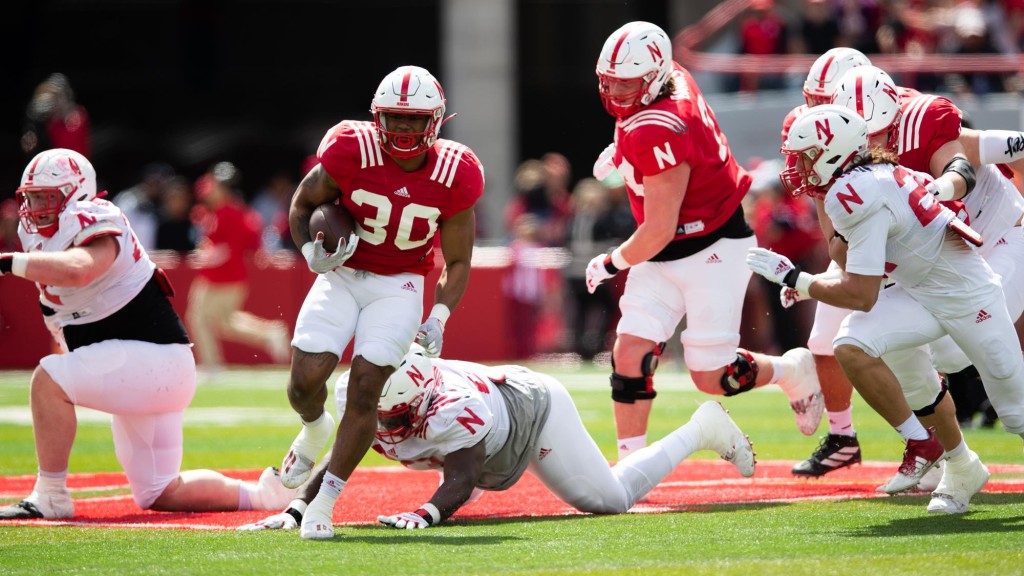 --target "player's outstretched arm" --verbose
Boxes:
[378,440,486,529]
[1,236,117,287]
